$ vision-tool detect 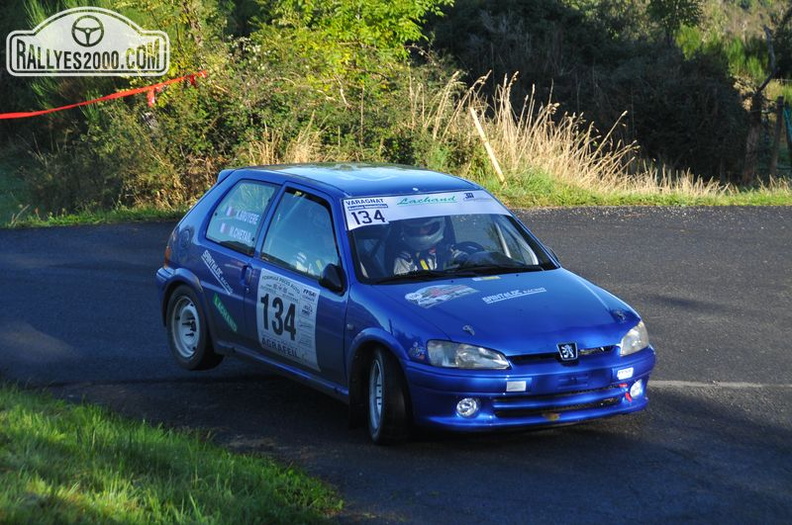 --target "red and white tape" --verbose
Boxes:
[0,71,206,120]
